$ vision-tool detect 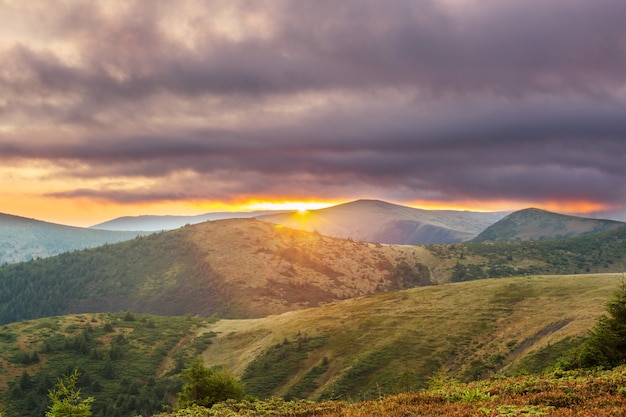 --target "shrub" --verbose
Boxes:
[178,357,245,409]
